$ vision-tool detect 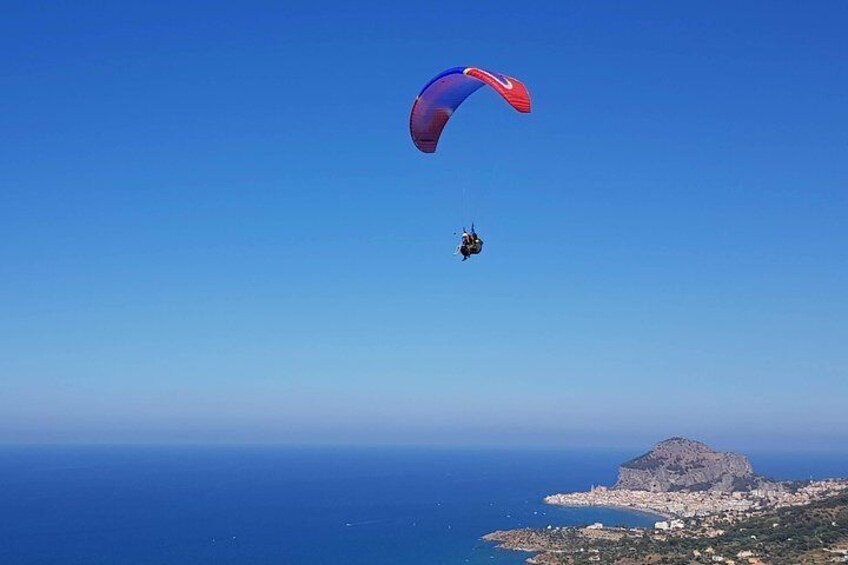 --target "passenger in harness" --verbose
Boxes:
[458,225,484,261]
